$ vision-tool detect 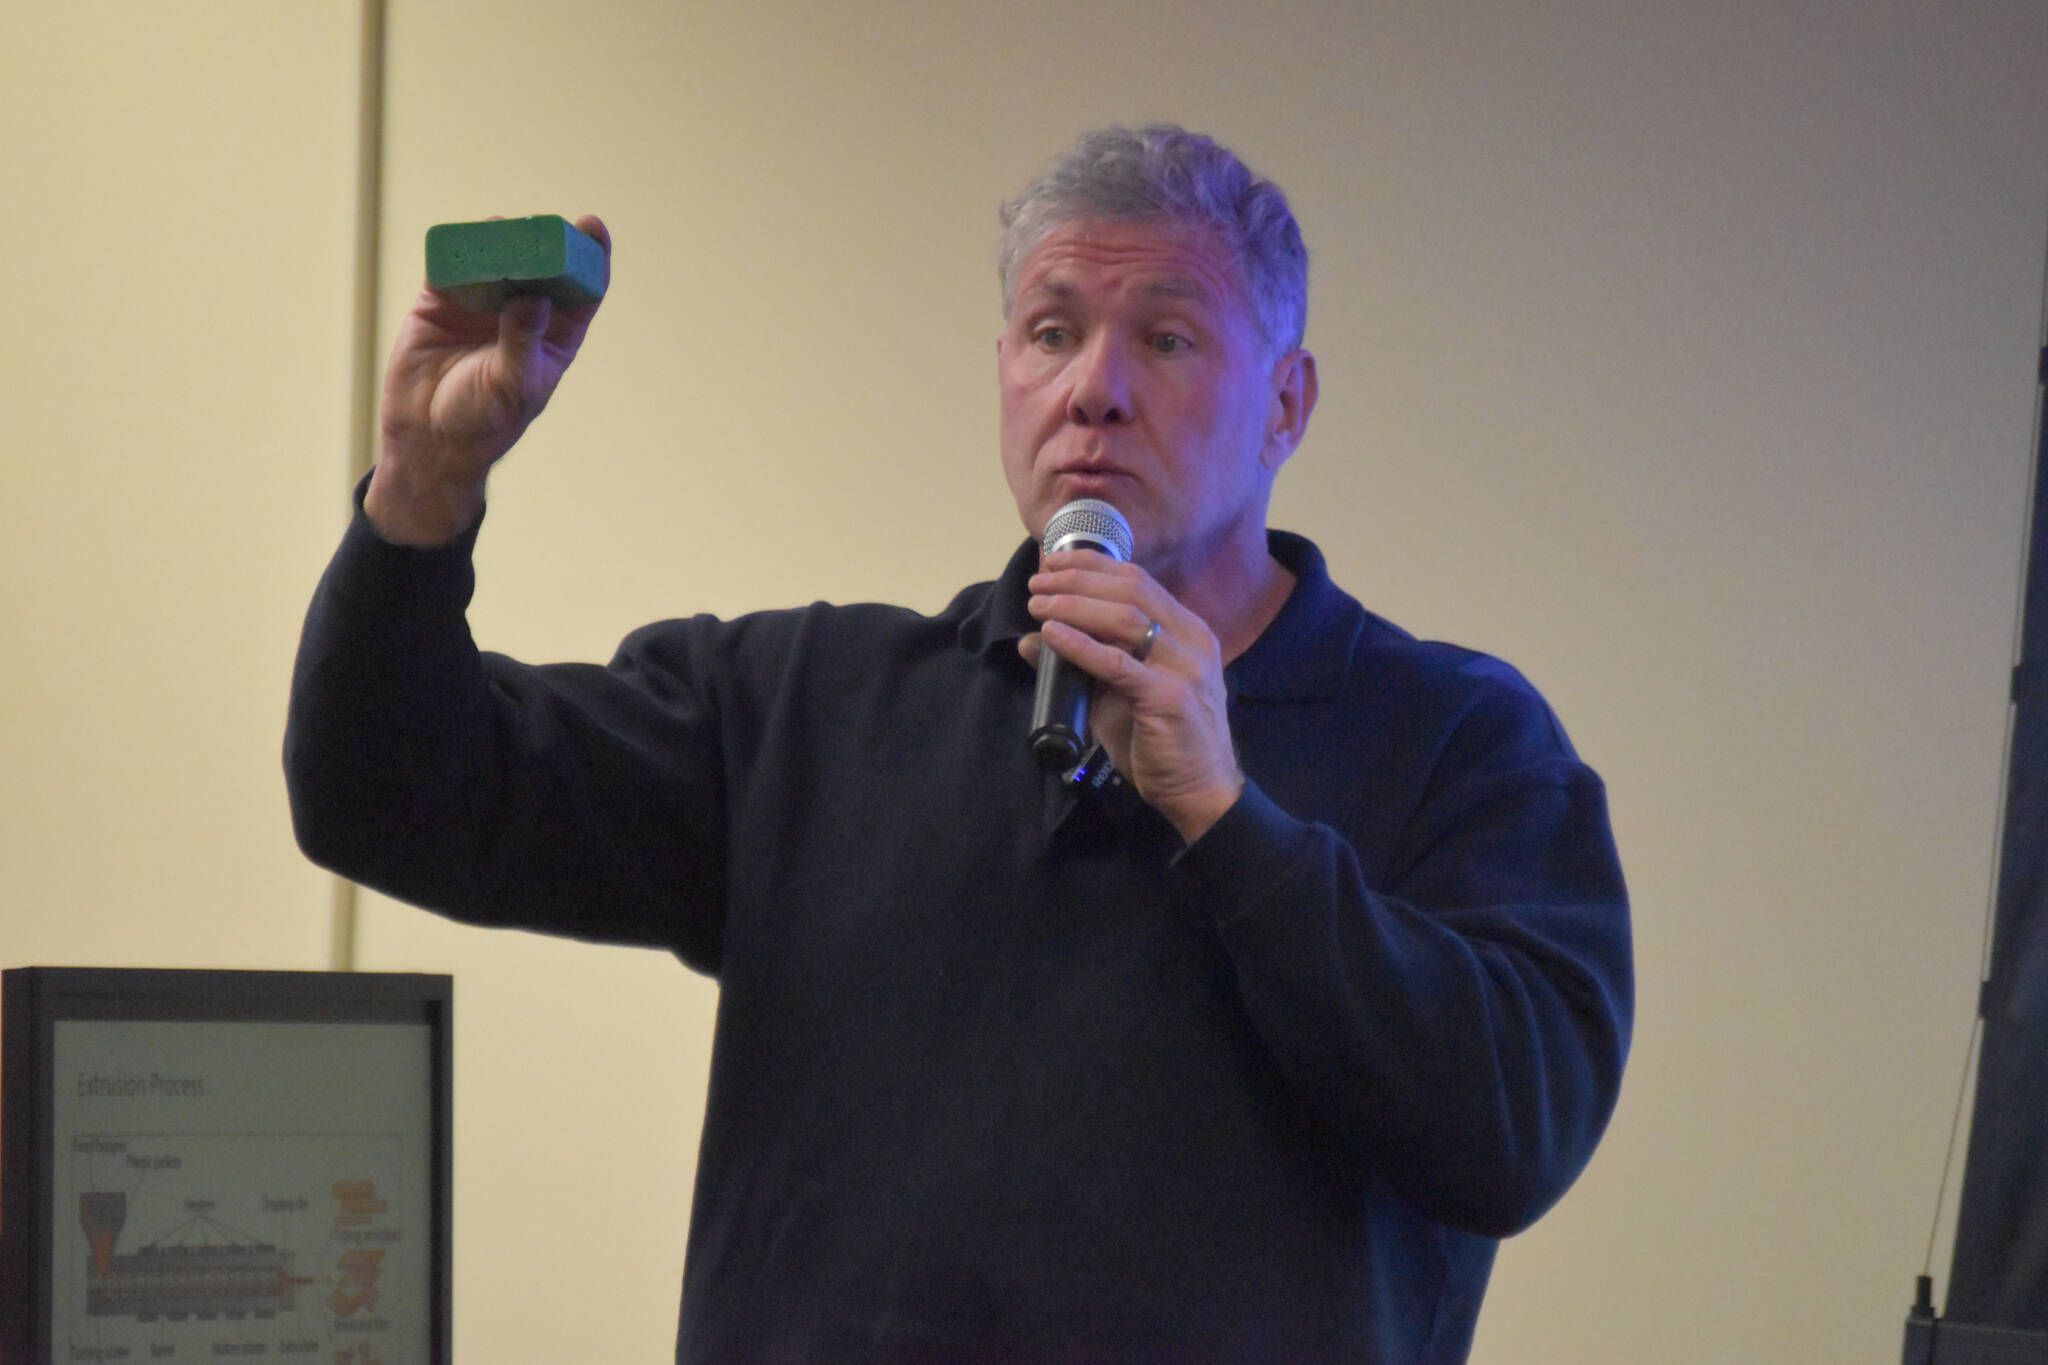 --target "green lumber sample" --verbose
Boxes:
[424,214,606,311]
